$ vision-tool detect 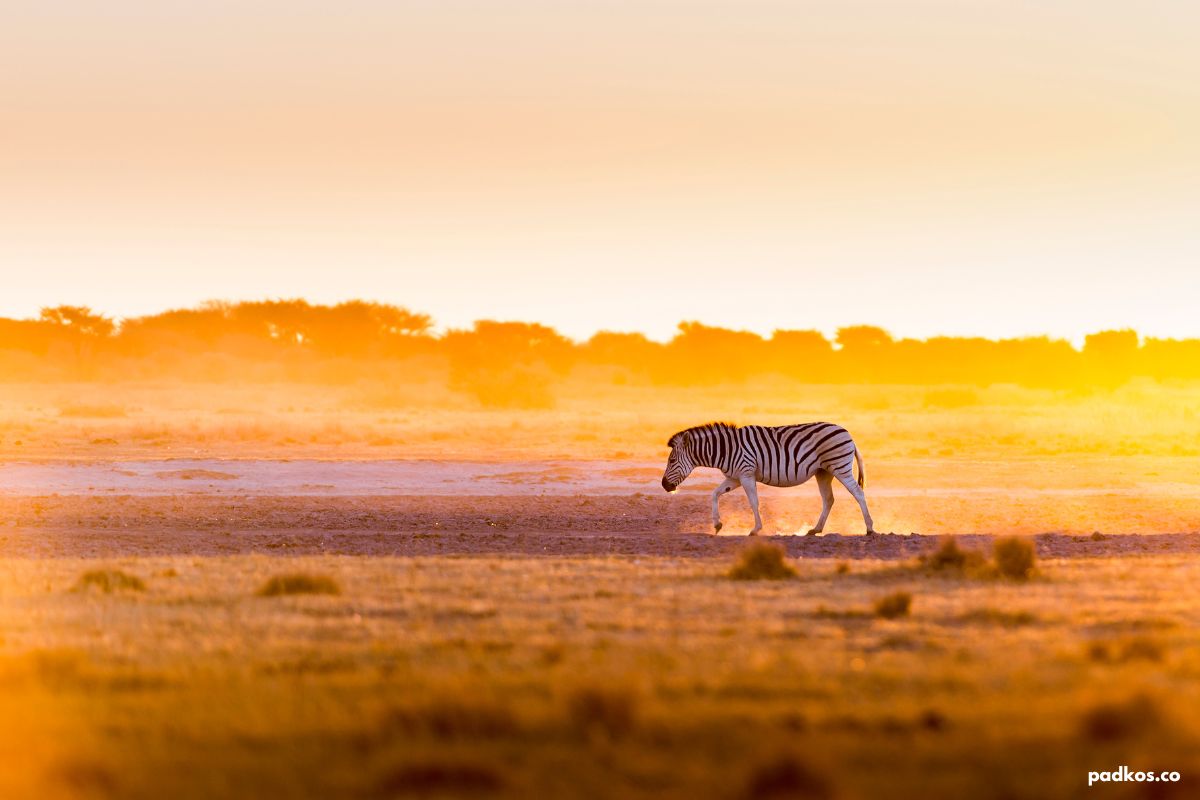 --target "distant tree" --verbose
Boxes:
[661,322,765,384]
[766,330,833,379]
[40,306,115,338]
[835,325,893,351]
[1083,329,1139,387]
[442,321,576,407]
